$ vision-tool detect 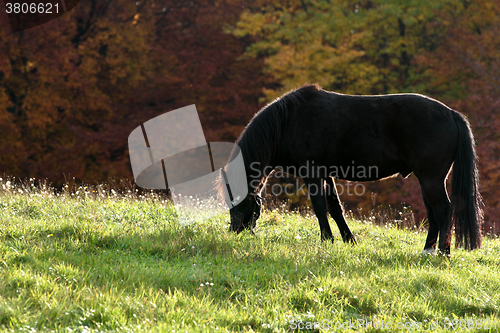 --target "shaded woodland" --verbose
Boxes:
[0,0,498,230]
